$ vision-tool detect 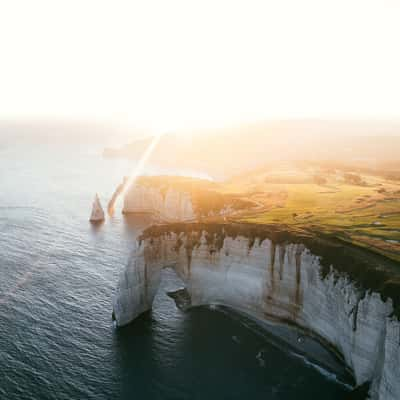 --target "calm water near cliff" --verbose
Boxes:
[0,135,350,399]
